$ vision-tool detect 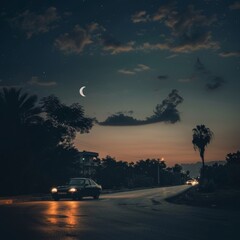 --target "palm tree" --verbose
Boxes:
[0,87,43,155]
[0,88,42,127]
[192,124,213,180]
[0,88,42,194]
